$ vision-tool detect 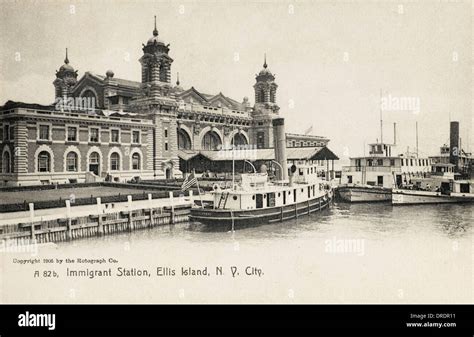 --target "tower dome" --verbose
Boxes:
[146,15,165,46]
[59,48,75,73]
[54,48,78,99]
[256,54,275,81]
